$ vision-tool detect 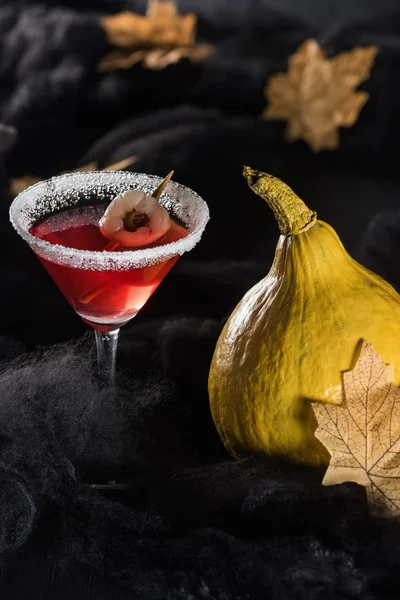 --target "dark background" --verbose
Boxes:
[257,0,397,27]
[1,1,400,599]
